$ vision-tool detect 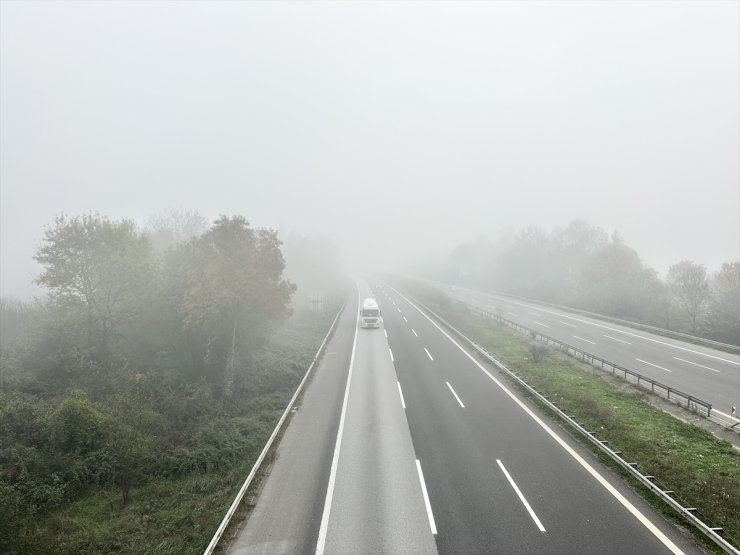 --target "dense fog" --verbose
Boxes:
[1,1,738,300]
